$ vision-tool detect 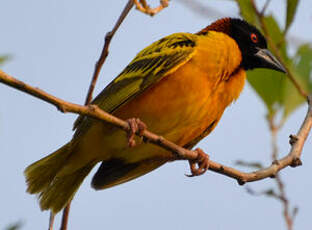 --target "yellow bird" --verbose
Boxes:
[25,18,286,214]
